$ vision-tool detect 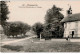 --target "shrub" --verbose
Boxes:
[41,31,53,39]
[41,24,56,39]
